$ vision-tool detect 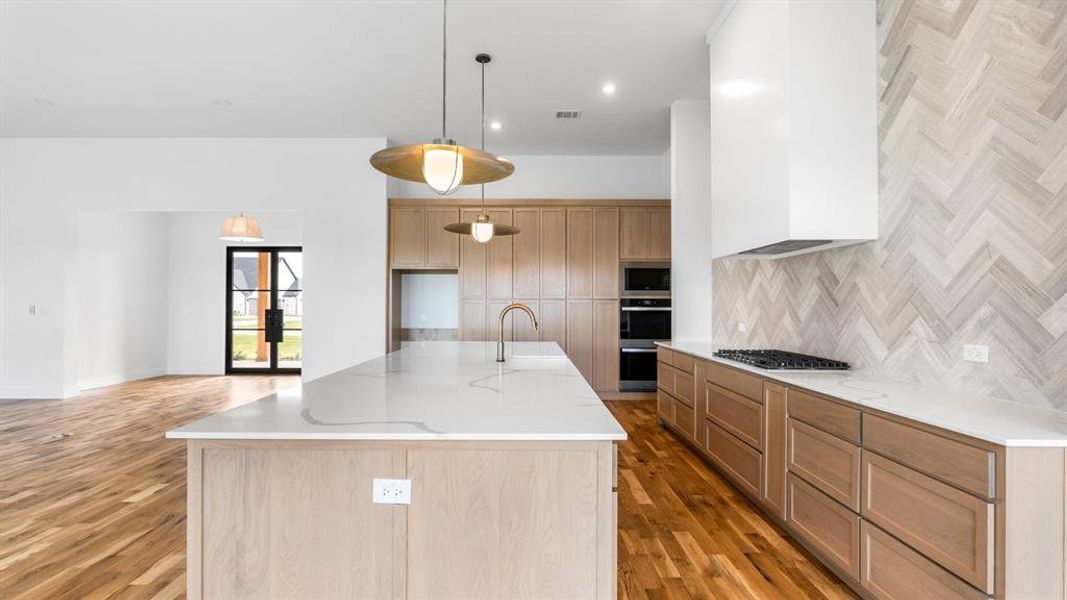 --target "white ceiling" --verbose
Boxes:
[0,1,725,155]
